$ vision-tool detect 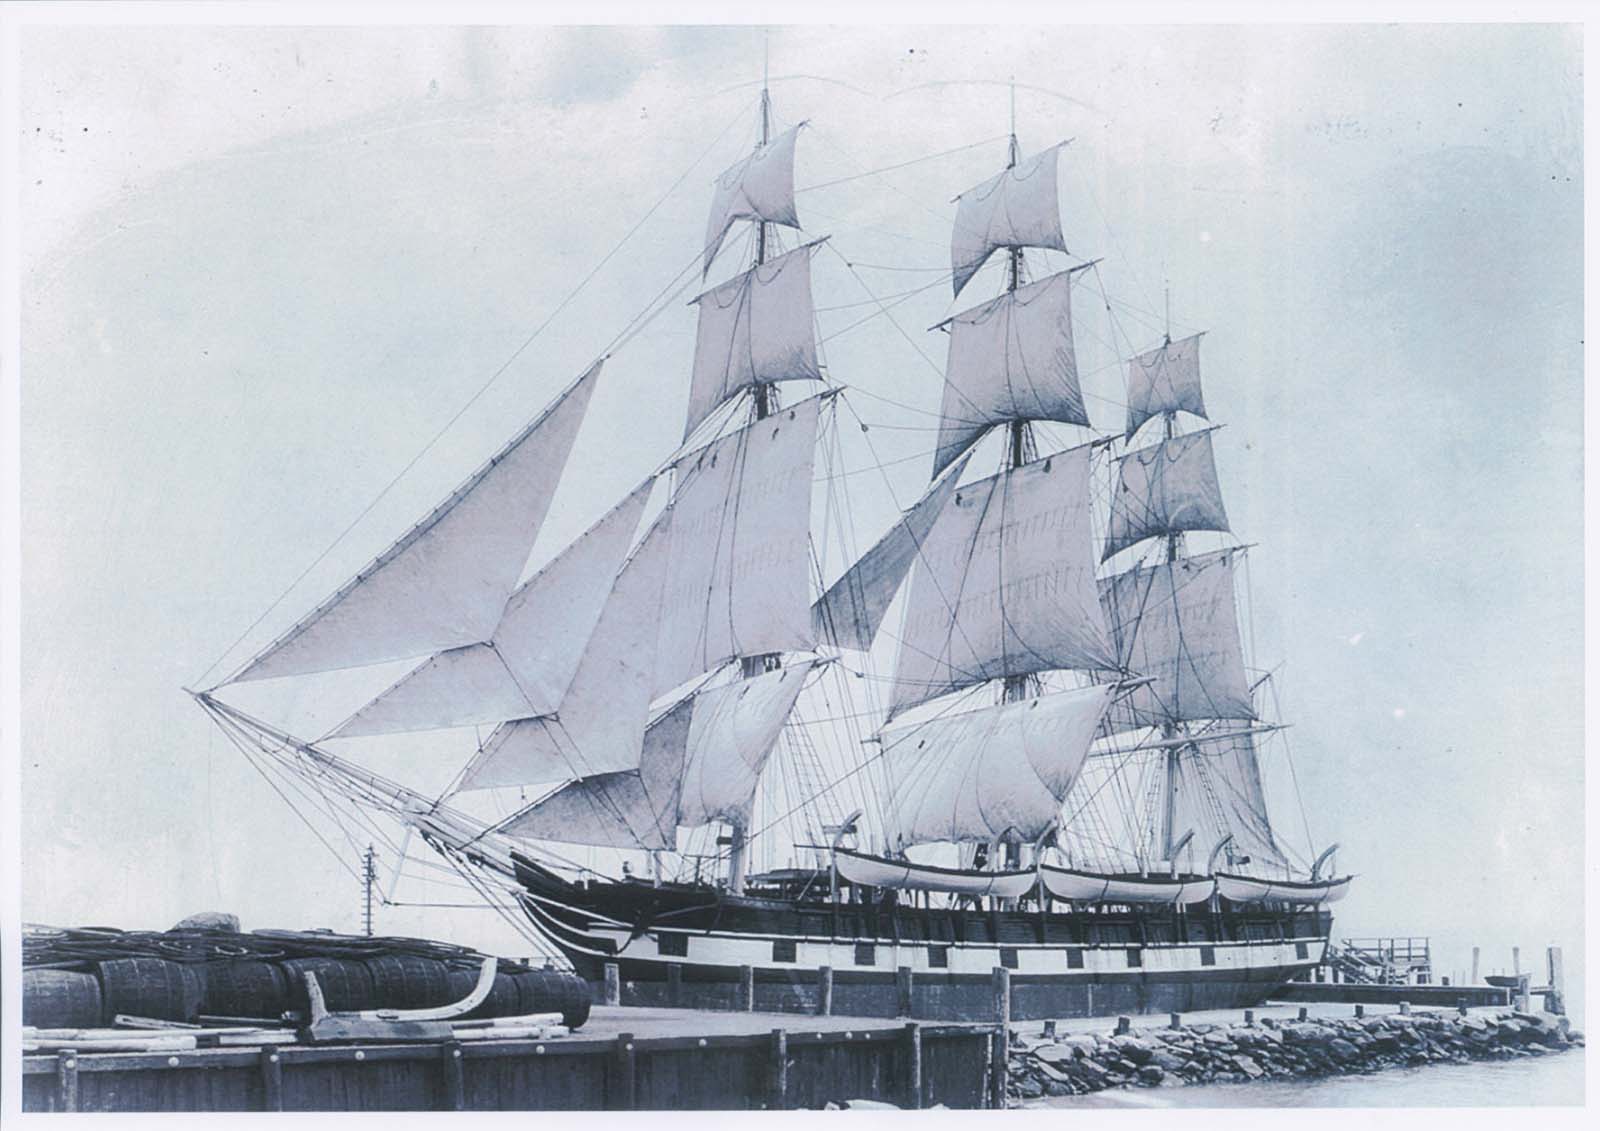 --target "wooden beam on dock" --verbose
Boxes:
[609,1033,636,1111]
[55,1051,78,1113]
[440,1041,465,1111]
[768,1029,788,1110]
[817,966,833,1016]
[259,1048,283,1112]
[904,1023,923,1110]
[896,967,913,1017]
[603,963,621,1007]
[990,967,1010,1110]
[739,966,754,1012]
